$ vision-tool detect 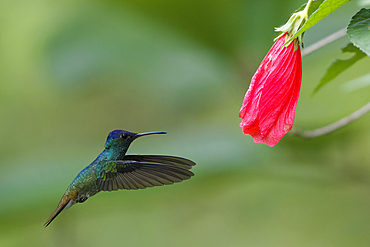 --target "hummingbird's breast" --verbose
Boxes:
[67,164,99,201]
